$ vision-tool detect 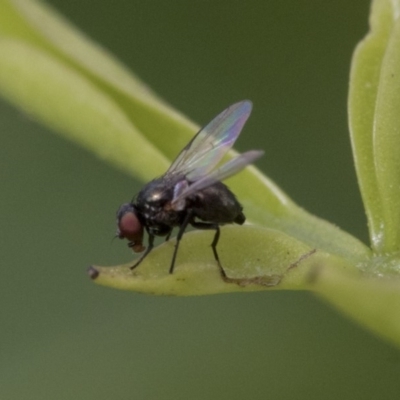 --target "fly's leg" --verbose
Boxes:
[190,221,226,279]
[169,211,192,274]
[165,231,172,242]
[130,234,154,270]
